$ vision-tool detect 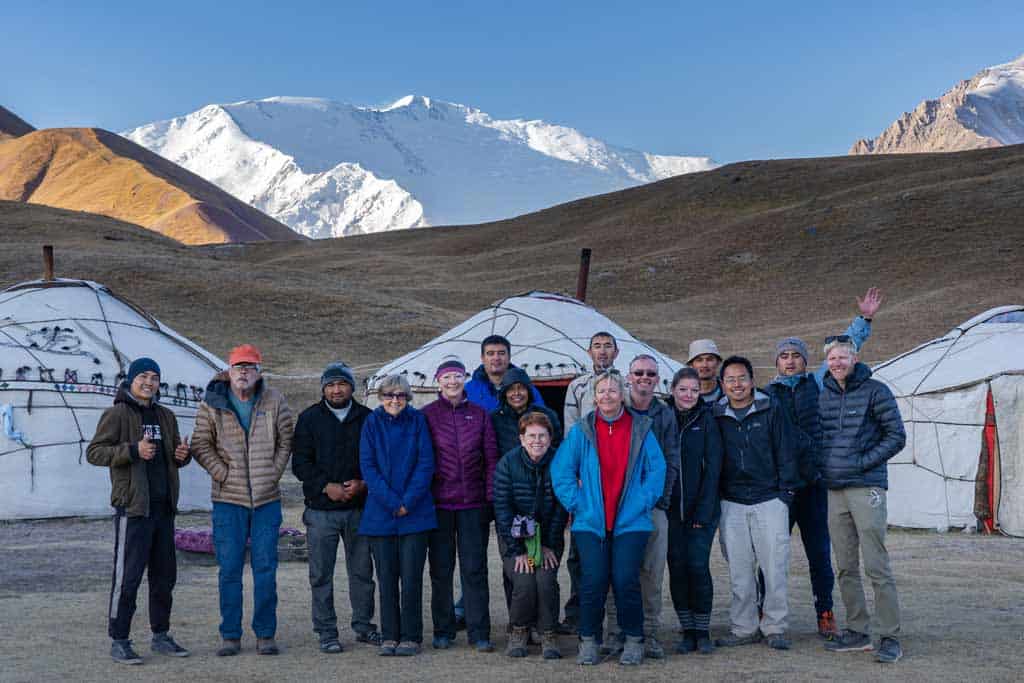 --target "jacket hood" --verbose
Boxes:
[713,389,772,419]
[823,362,873,393]
[497,367,536,405]
[204,371,264,410]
